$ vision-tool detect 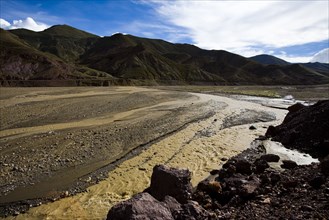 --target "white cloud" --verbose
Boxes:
[310,48,329,63]
[0,18,11,28]
[0,17,49,31]
[275,54,313,63]
[150,1,329,57]
[114,20,190,43]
